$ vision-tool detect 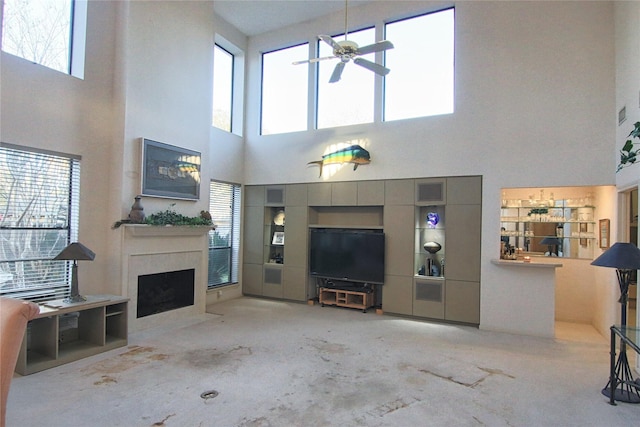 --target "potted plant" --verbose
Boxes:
[617,121,640,172]
[112,204,212,229]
